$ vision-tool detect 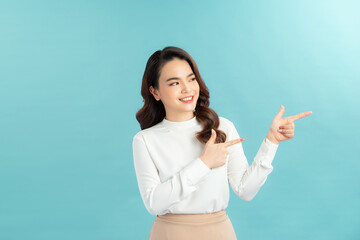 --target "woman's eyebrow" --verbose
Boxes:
[166,73,194,82]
